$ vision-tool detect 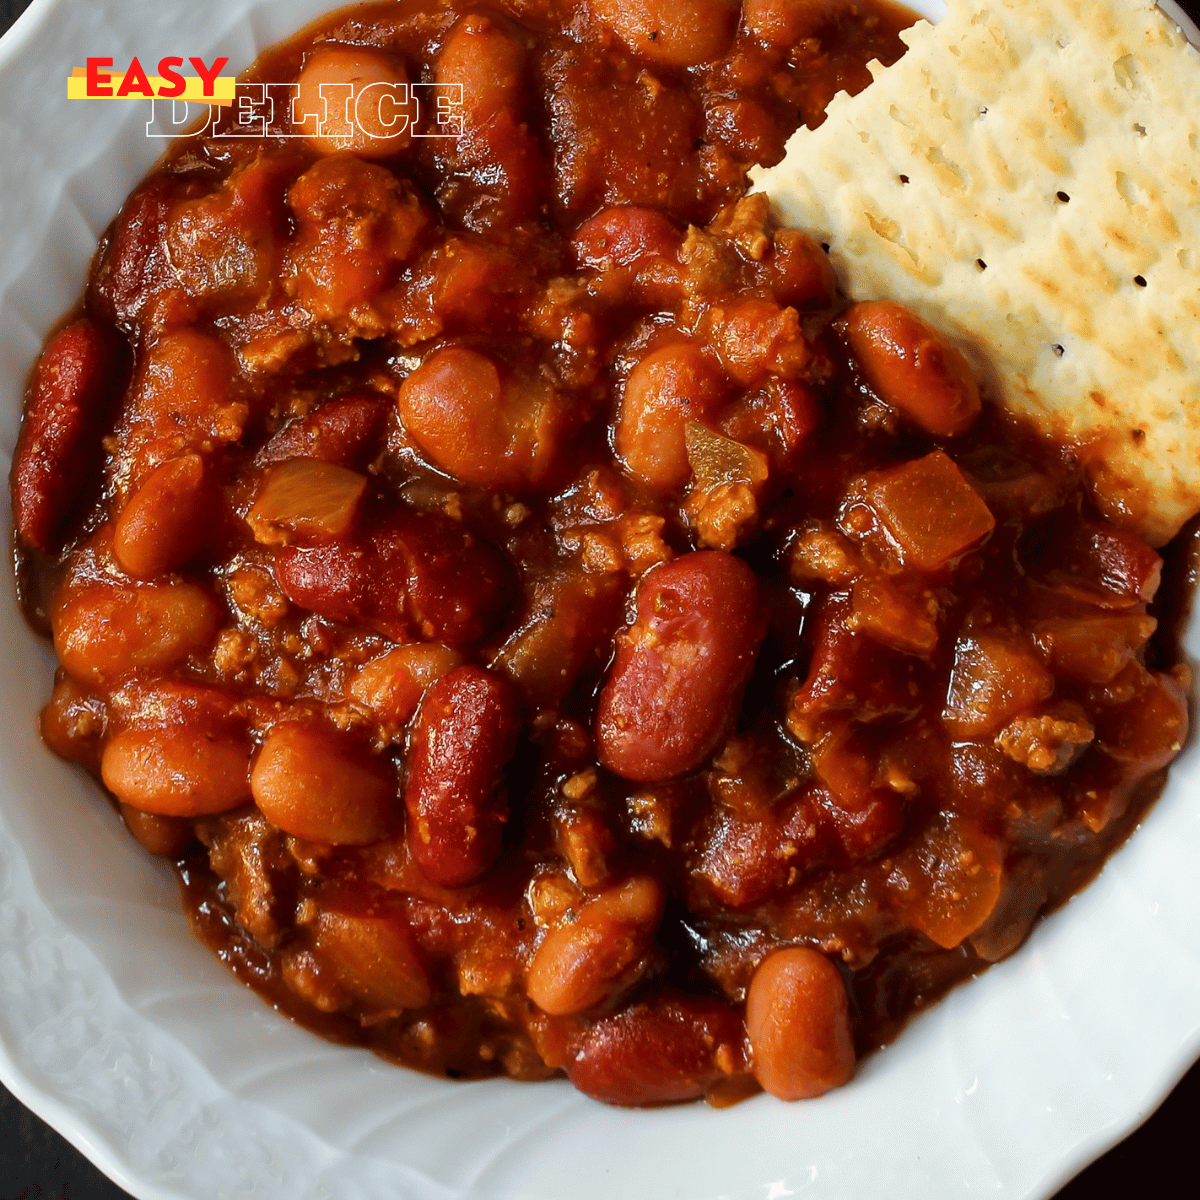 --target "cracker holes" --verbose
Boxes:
[1131,428,1146,443]
[1134,275,1147,288]
[820,243,831,253]
[1052,344,1065,357]
[1056,191,1070,203]
[975,259,987,271]
[1133,123,1147,136]
[898,174,909,184]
